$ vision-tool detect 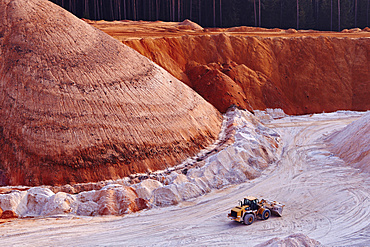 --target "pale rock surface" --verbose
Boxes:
[76,190,100,216]
[25,187,55,216]
[87,185,142,215]
[132,179,163,201]
[0,184,147,217]
[43,192,76,216]
[76,201,99,216]
[255,233,323,247]
[254,109,287,123]
[151,184,181,206]
[176,182,203,201]
[171,173,189,185]
[186,109,280,186]
[0,108,281,215]
[0,190,27,215]
[265,108,287,119]
[190,177,211,194]
[327,111,370,173]
[139,108,281,206]
[0,111,367,246]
